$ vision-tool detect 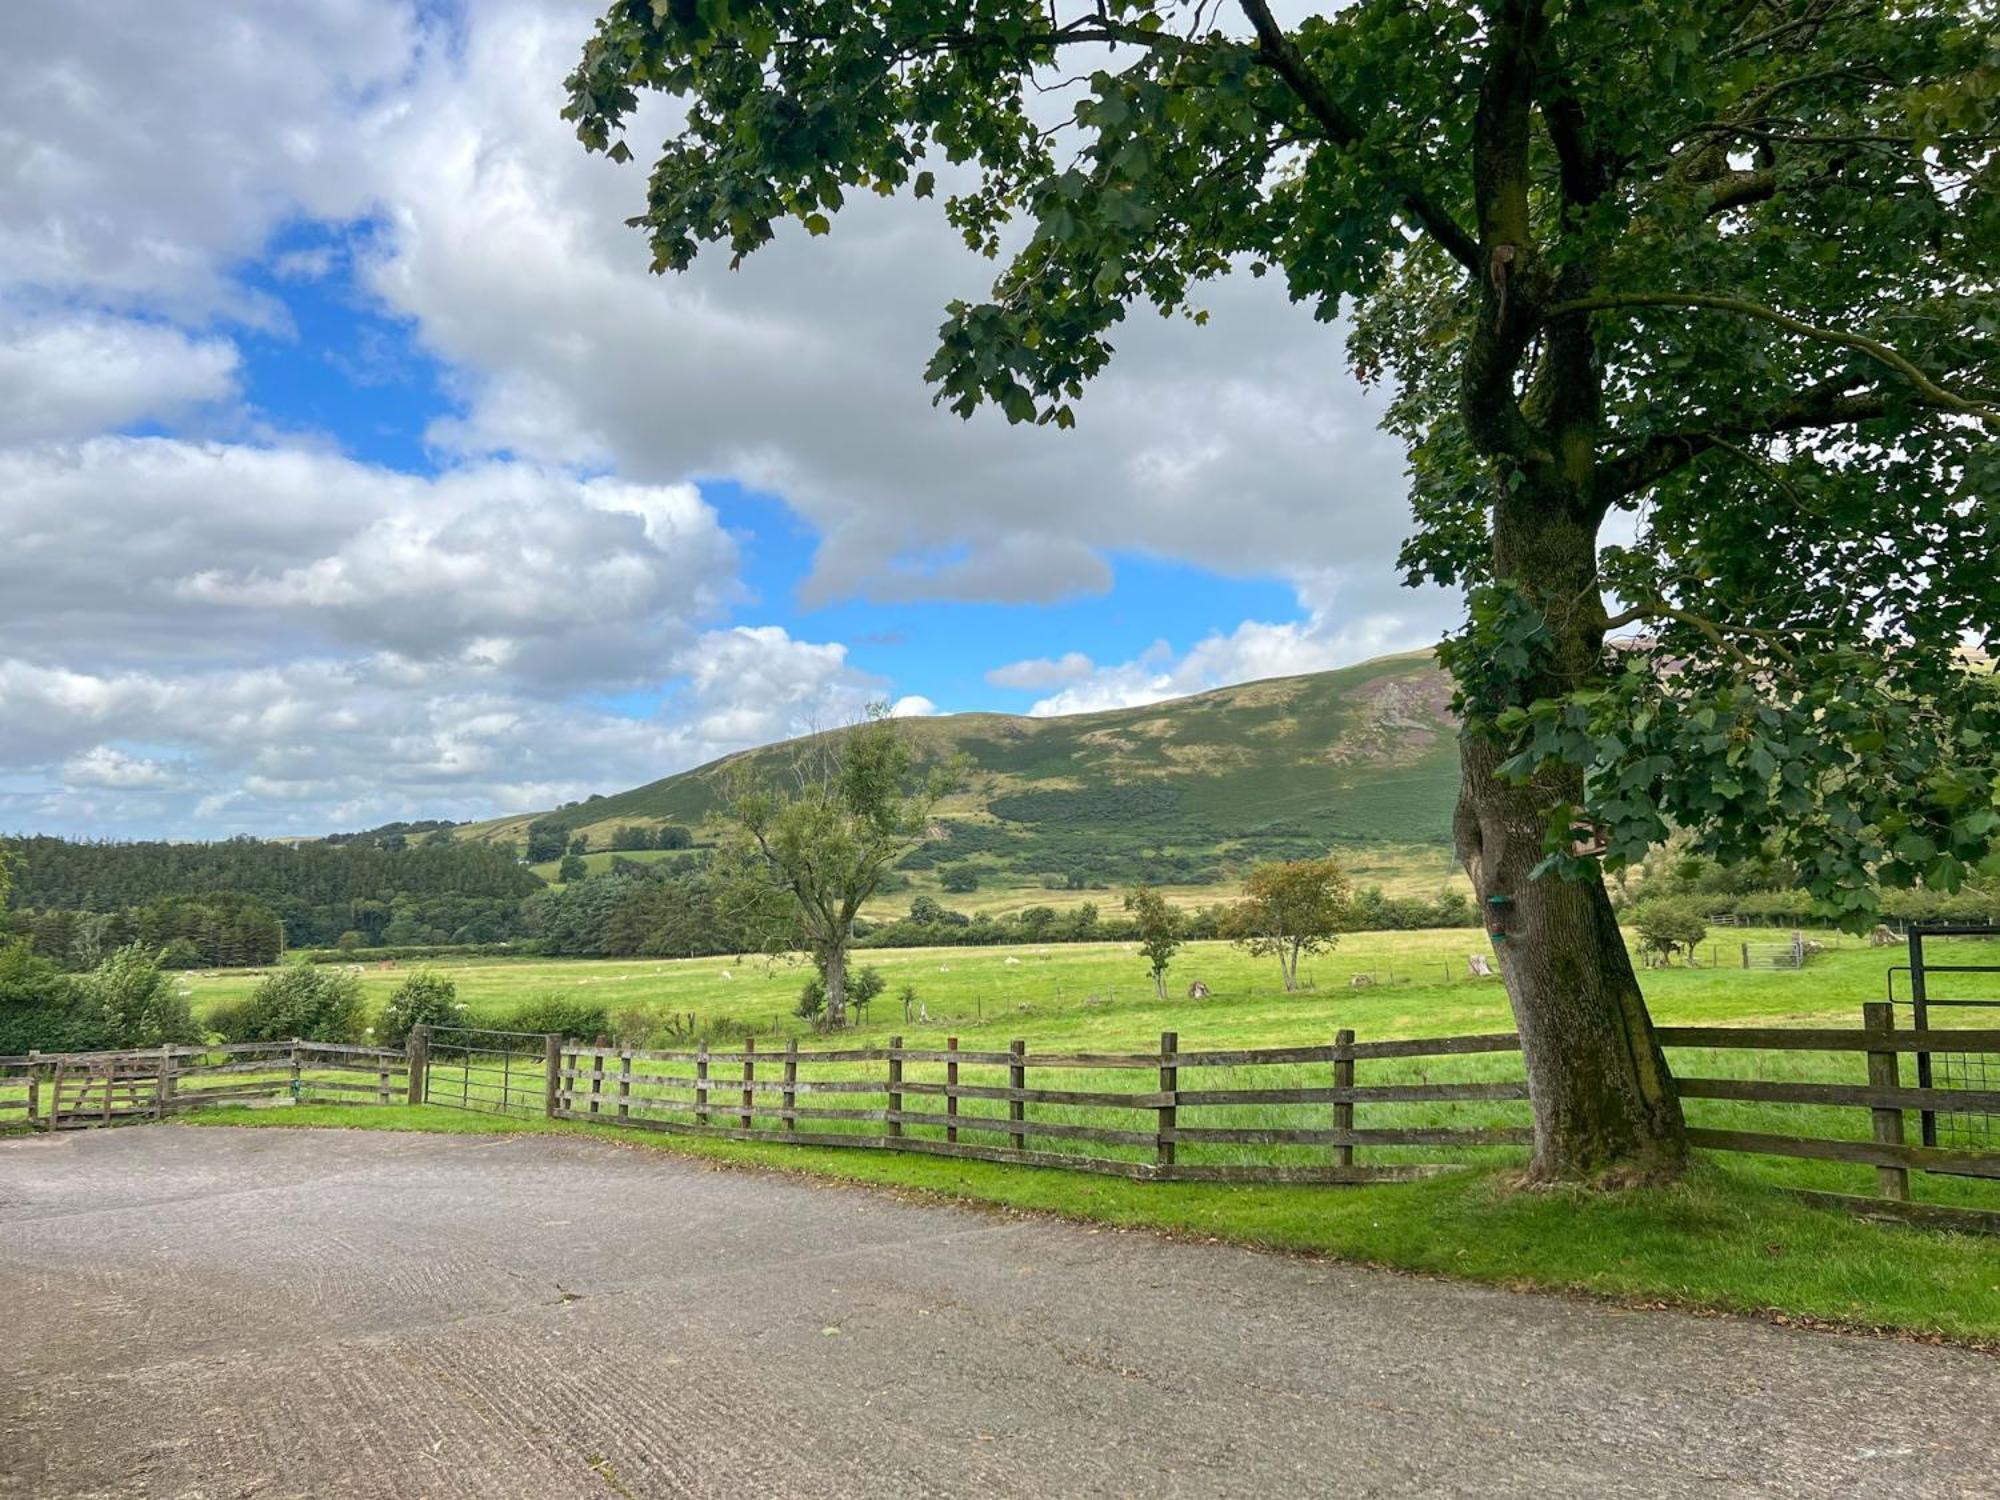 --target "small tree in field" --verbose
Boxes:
[728,709,960,1027]
[1630,900,1708,969]
[1230,858,1350,993]
[1124,885,1183,1001]
[567,0,2000,1185]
